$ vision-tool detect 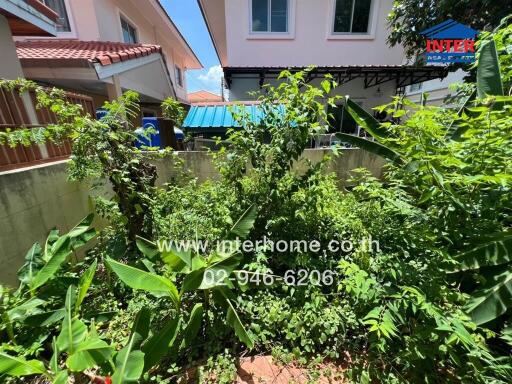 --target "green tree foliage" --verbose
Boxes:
[0,80,157,244]
[339,24,512,336]
[161,97,186,127]
[387,0,512,59]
